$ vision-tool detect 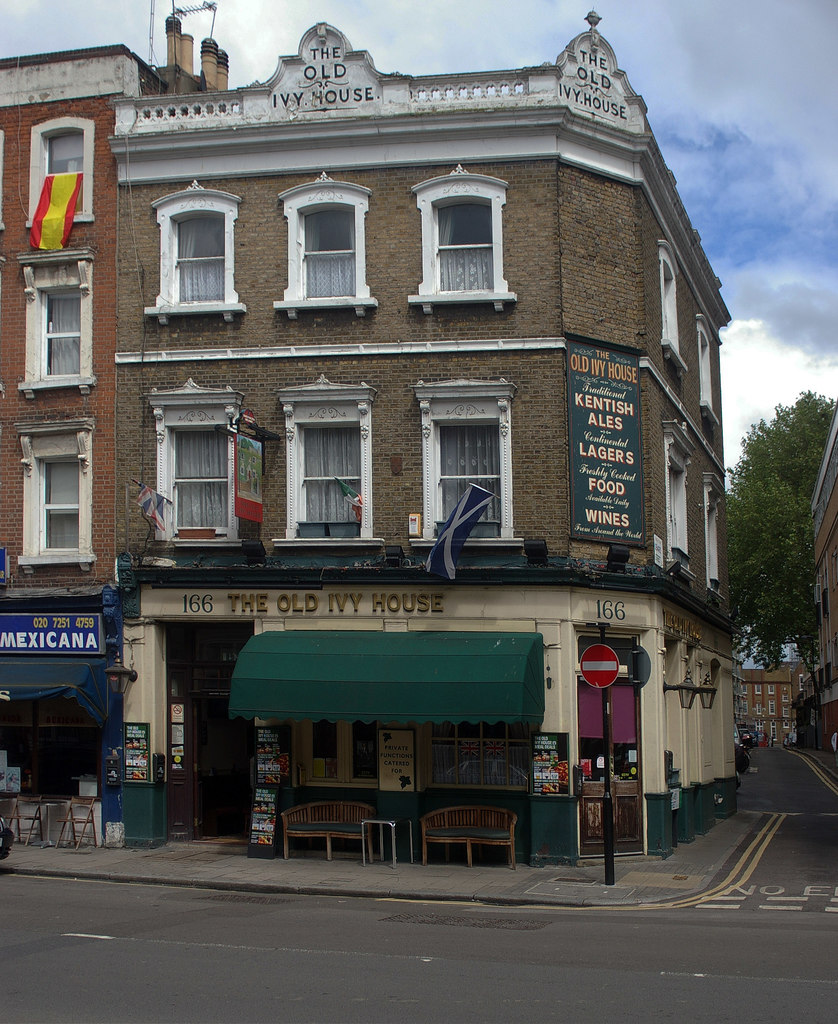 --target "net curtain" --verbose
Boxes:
[175,430,228,528]
[304,210,355,298]
[439,424,500,521]
[46,294,81,375]
[303,426,360,521]
[438,203,493,291]
[178,215,225,302]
